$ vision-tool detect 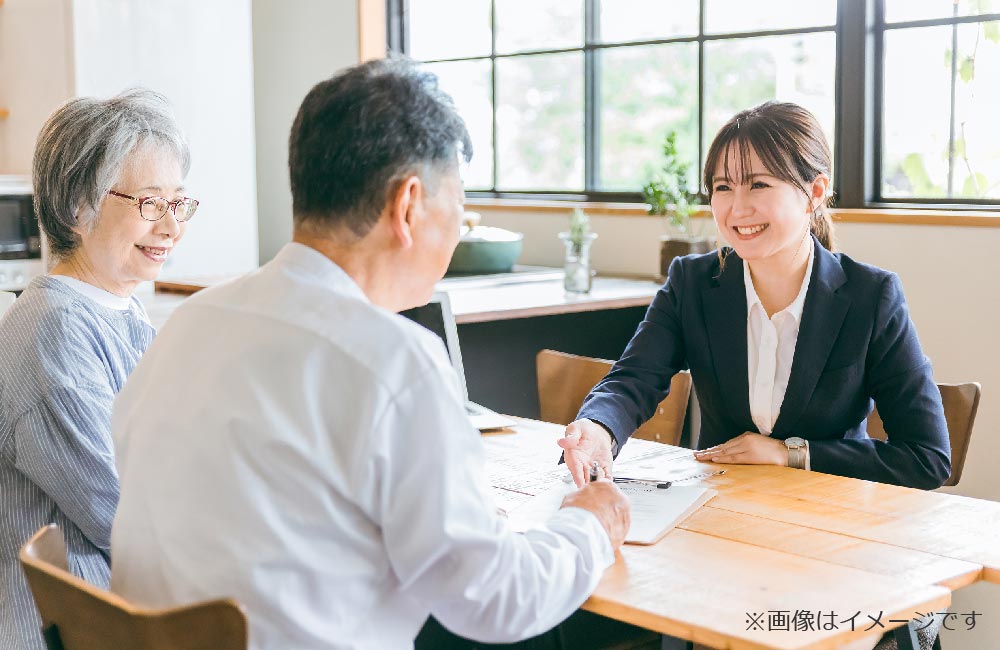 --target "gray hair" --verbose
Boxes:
[289,57,472,237]
[32,89,191,259]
